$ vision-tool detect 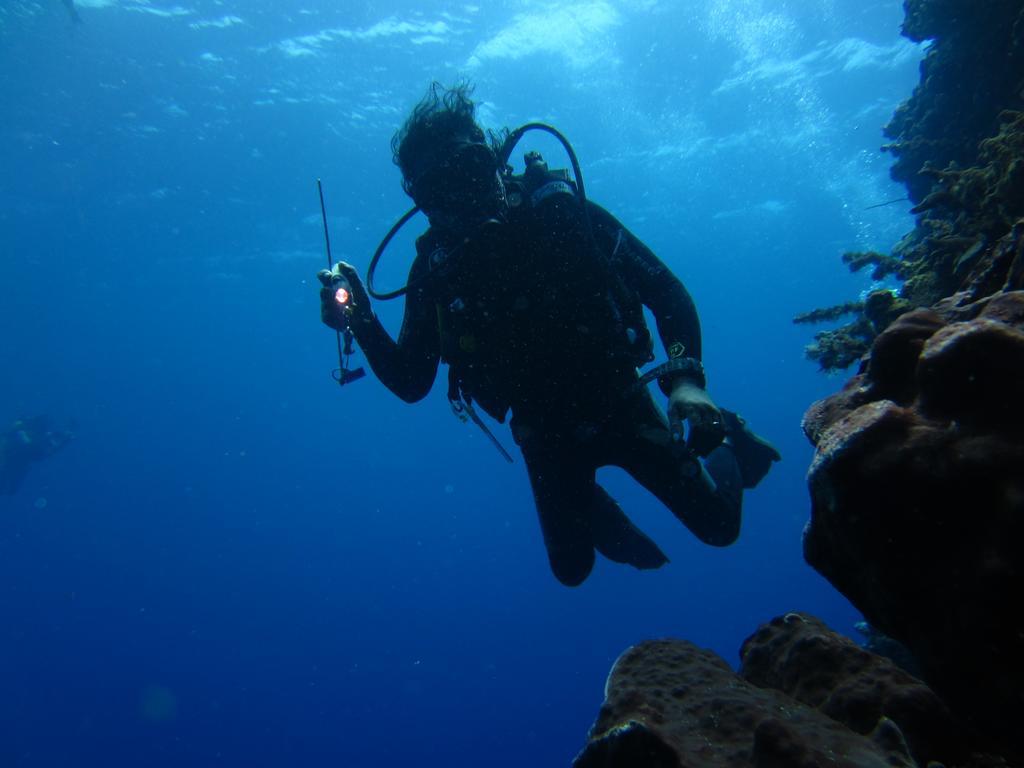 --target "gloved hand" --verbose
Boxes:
[668,379,725,457]
[317,261,371,332]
